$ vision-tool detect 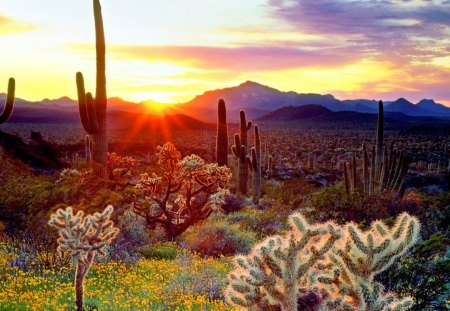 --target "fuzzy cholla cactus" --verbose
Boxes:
[320,212,420,311]
[133,142,232,238]
[48,206,119,311]
[225,213,341,311]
